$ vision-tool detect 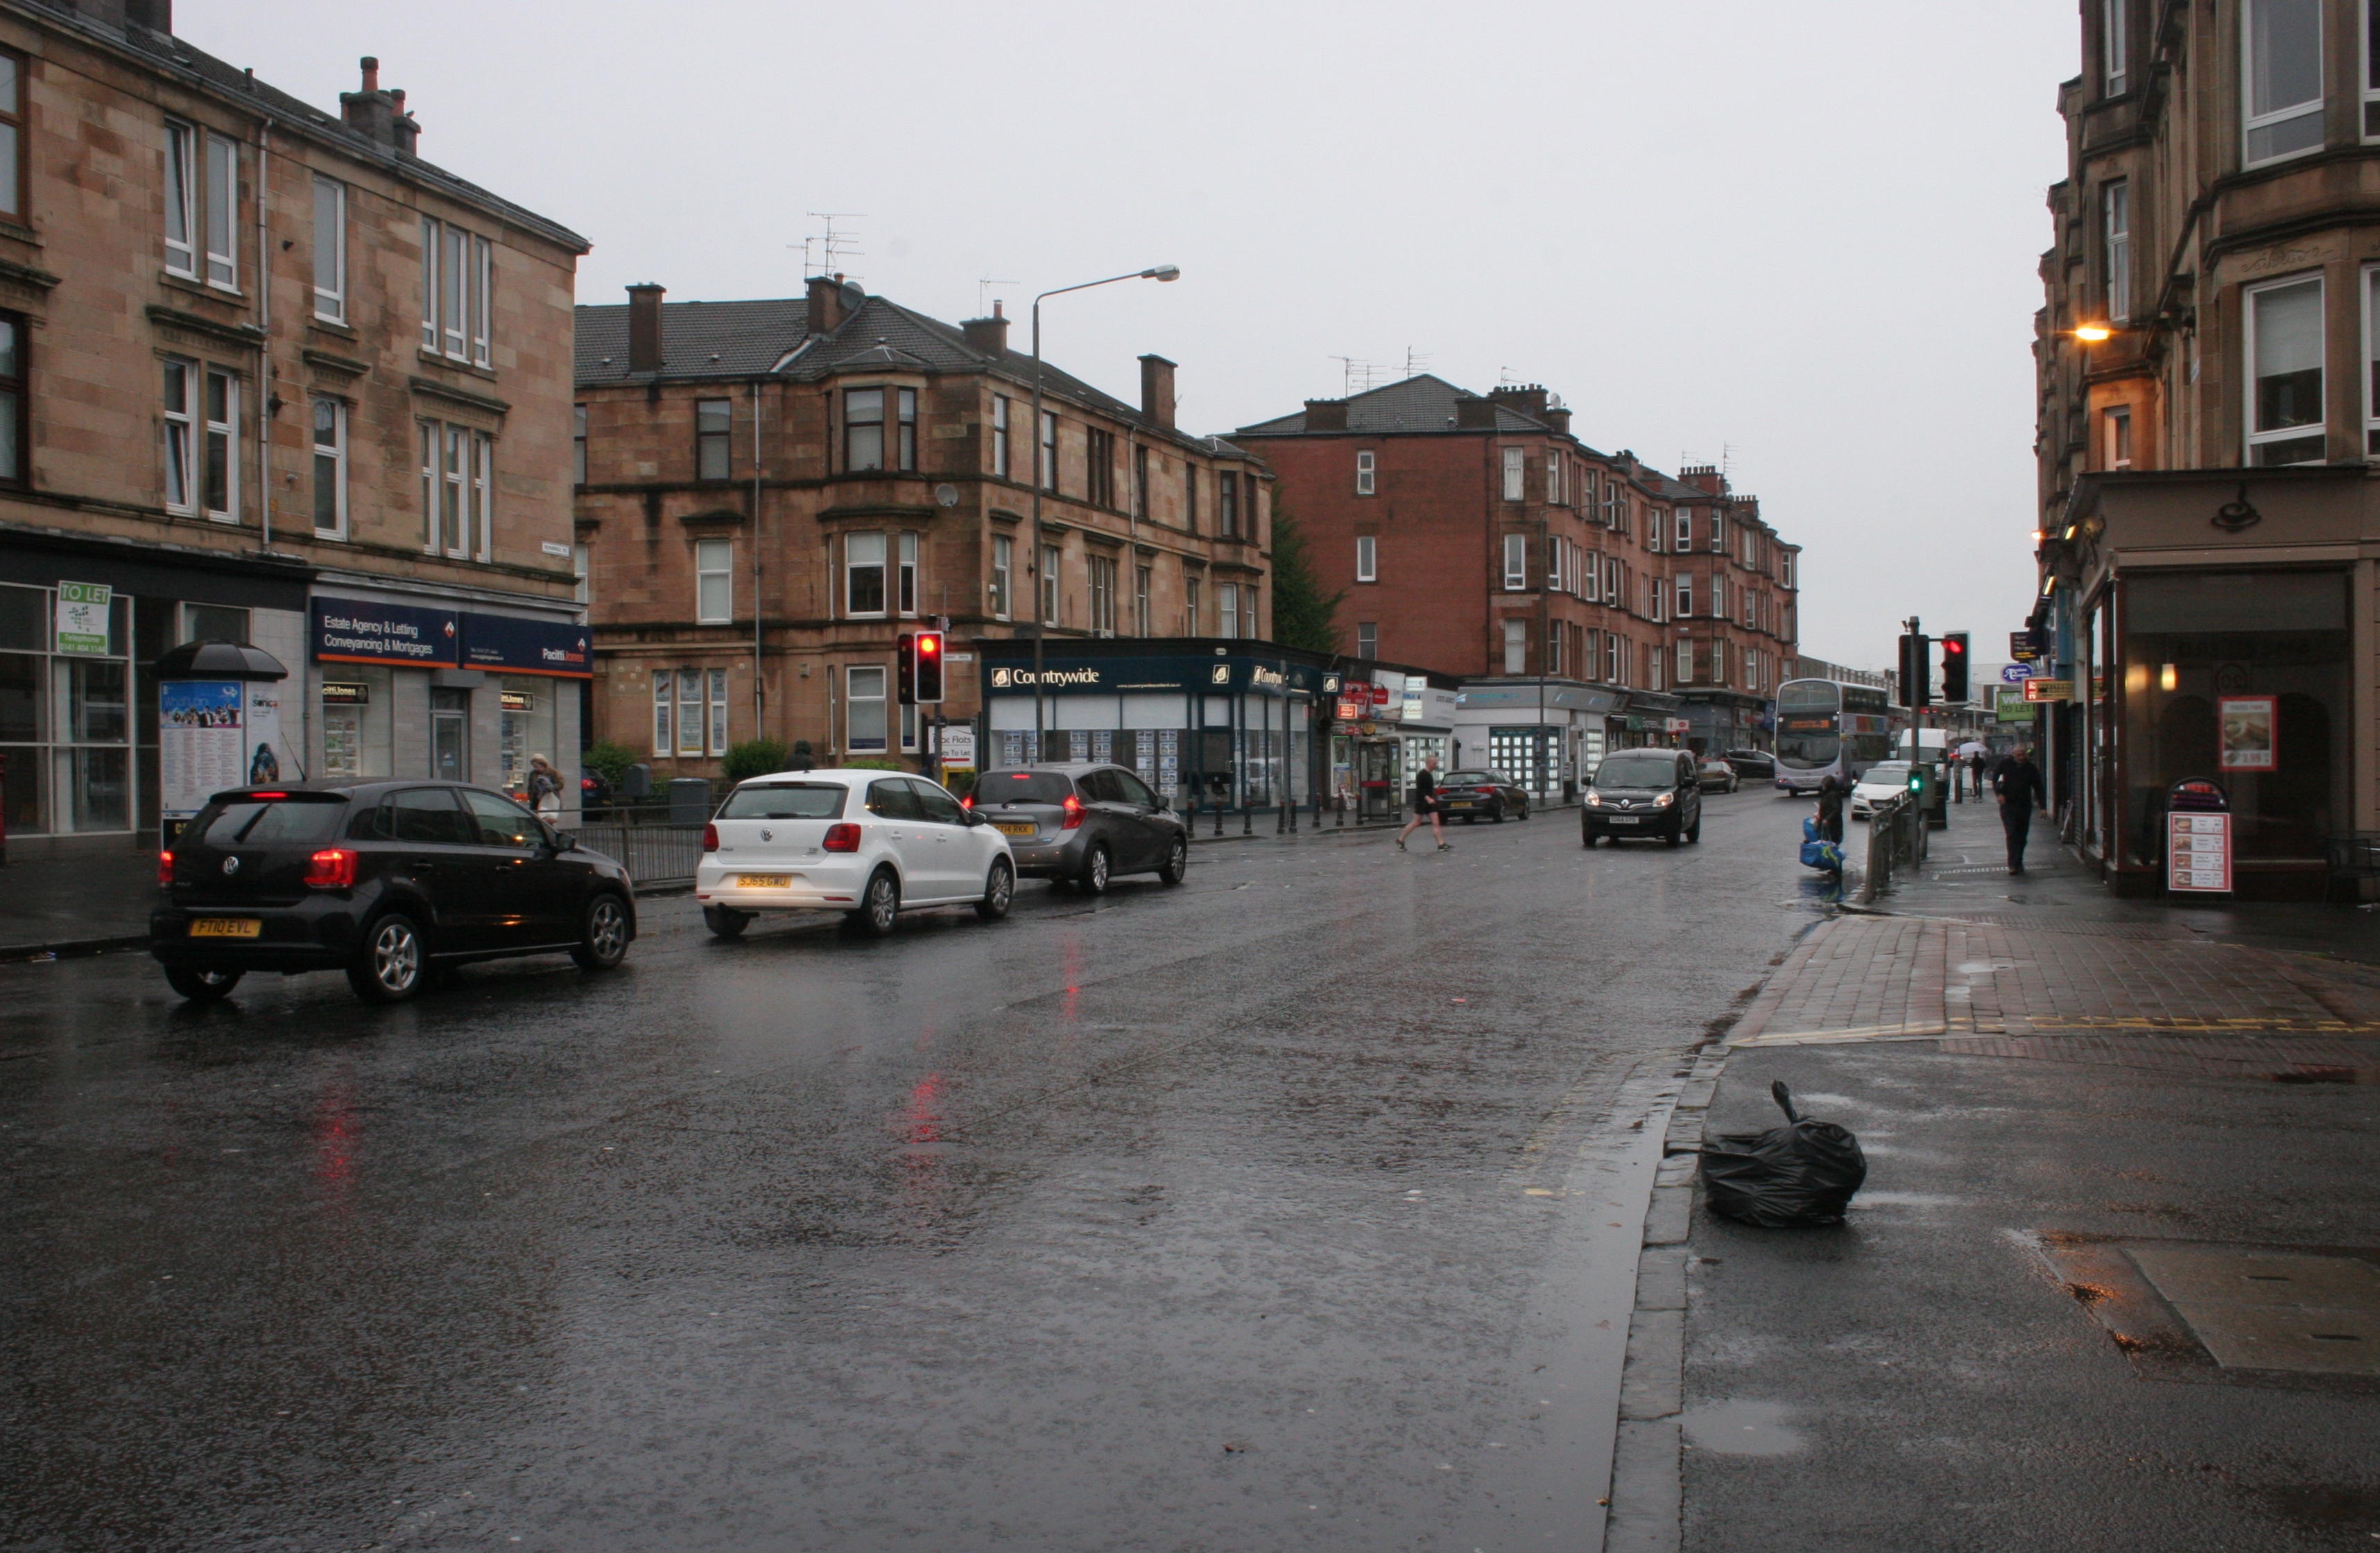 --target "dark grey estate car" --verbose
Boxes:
[968,763,1189,893]
[1580,749,1704,847]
